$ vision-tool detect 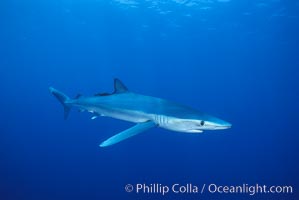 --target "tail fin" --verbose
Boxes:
[49,87,71,119]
